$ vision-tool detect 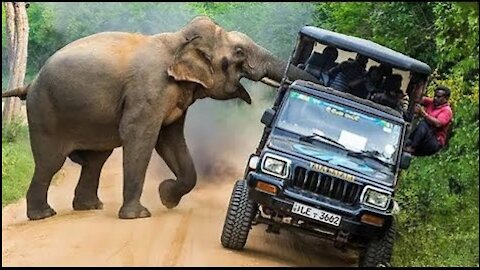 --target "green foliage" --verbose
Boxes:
[2,124,33,207]
[393,97,479,266]
[193,2,316,58]
[313,2,438,65]
[25,3,64,73]
[2,116,27,143]
[312,2,478,86]
[433,3,479,81]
